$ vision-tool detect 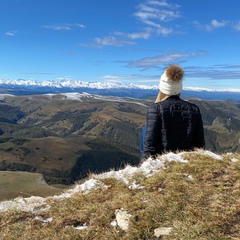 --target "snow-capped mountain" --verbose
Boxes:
[0,79,156,90]
[0,78,240,100]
